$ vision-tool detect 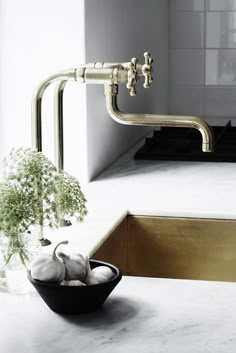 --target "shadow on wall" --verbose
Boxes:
[85,0,169,181]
